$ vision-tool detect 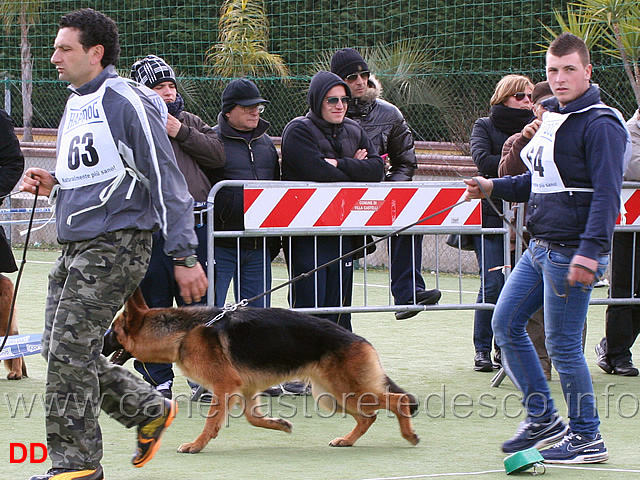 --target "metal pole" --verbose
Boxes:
[4,76,10,115]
